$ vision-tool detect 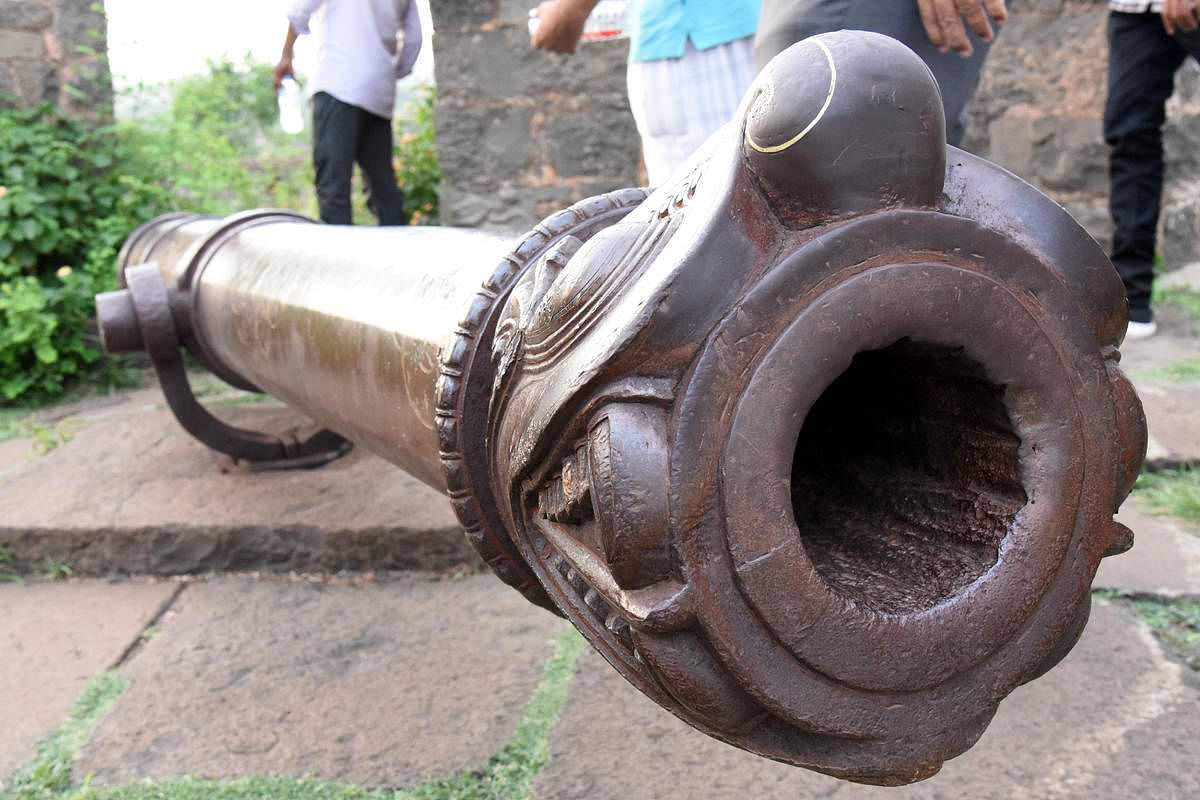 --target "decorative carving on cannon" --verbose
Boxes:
[95,33,1146,786]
